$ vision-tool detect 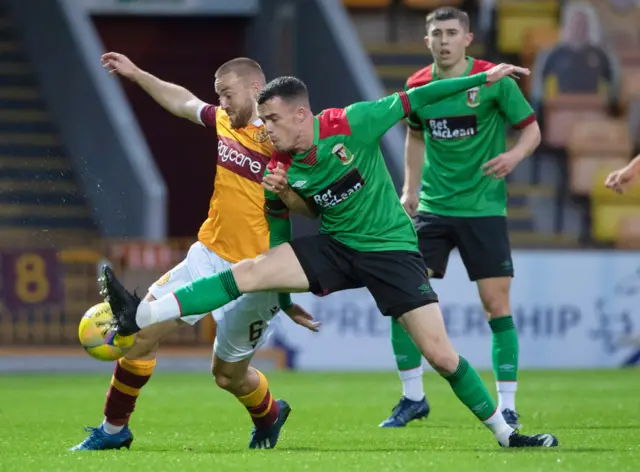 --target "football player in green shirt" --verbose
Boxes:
[382,7,542,430]
[102,68,557,449]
